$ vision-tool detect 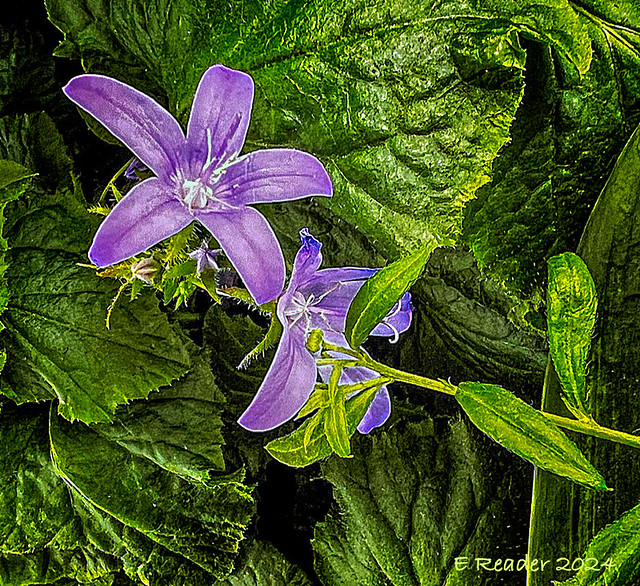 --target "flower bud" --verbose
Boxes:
[306,329,324,353]
[130,258,160,283]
